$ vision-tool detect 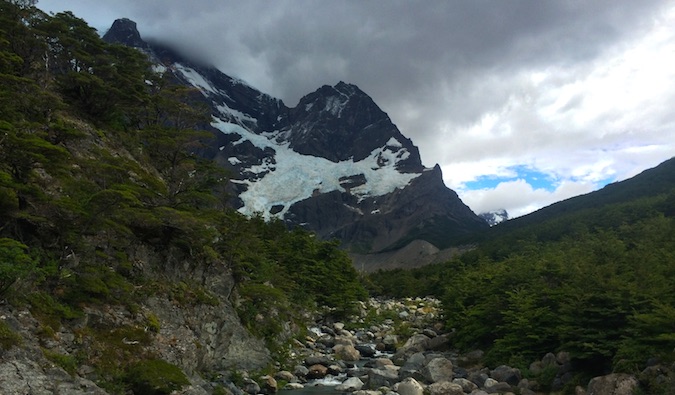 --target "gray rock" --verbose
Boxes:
[453,377,478,392]
[294,365,309,377]
[283,383,304,390]
[484,381,512,393]
[355,344,376,357]
[422,357,454,383]
[242,378,260,395]
[334,344,361,361]
[367,368,400,389]
[307,364,329,379]
[259,375,277,394]
[427,381,464,395]
[336,377,365,392]
[541,352,558,367]
[587,373,638,395]
[490,365,521,385]
[274,370,295,382]
[396,377,424,395]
